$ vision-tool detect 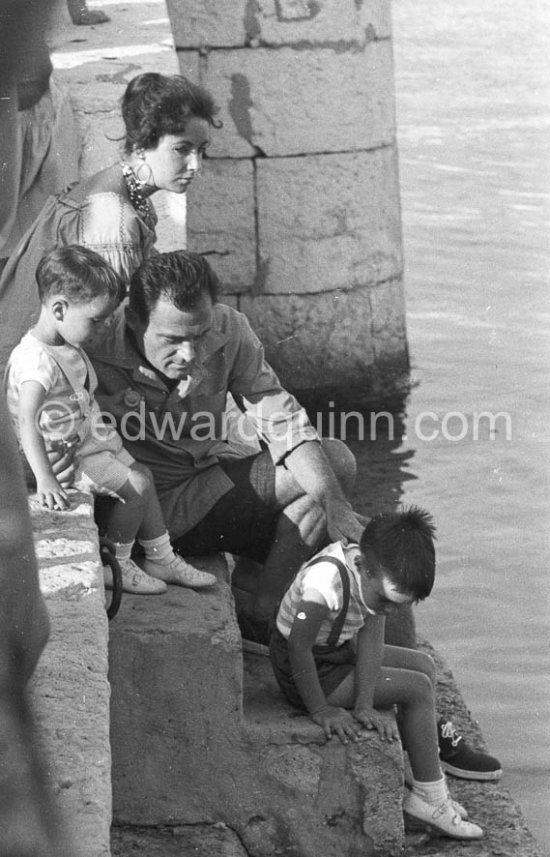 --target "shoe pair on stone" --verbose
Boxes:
[104,555,216,595]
